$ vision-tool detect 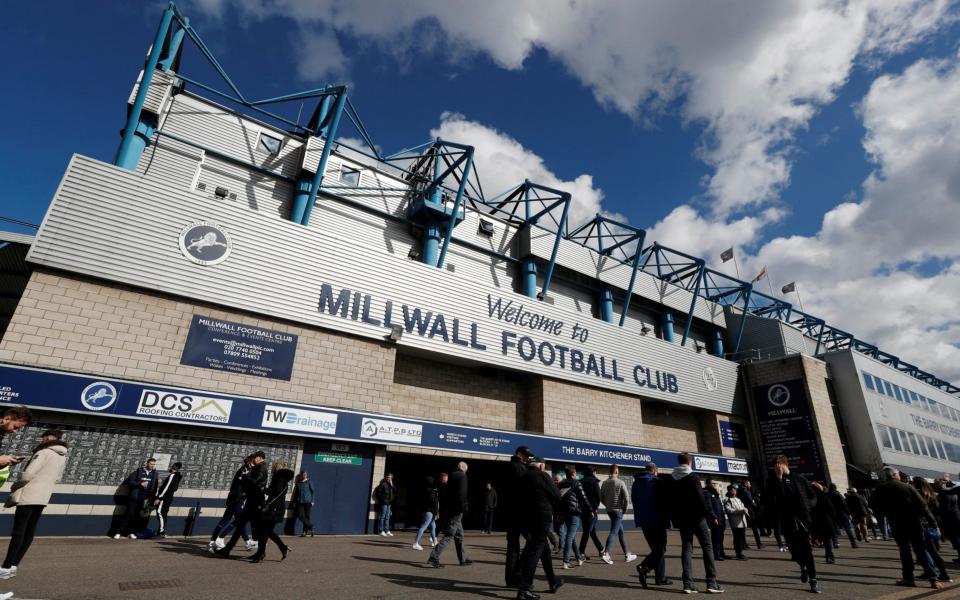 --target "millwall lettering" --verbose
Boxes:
[318,283,486,351]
